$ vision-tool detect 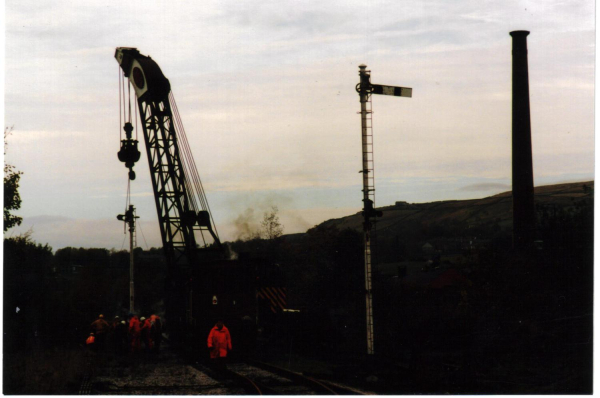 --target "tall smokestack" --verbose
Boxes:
[510,30,535,252]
